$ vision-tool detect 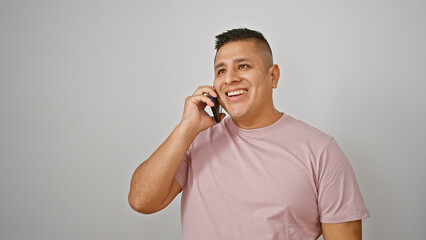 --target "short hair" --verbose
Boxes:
[214,28,273,56]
